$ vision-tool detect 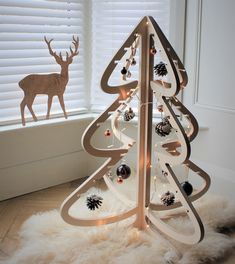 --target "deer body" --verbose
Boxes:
[19,74,67,94]
[19,36,79,126]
